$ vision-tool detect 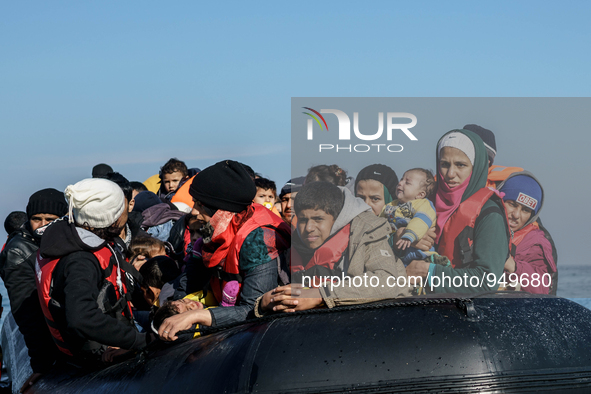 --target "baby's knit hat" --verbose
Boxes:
[64,178,125,228]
